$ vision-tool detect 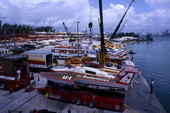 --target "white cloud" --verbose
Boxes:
[145,0,170,8]
[103,3,134,32]
[0,0,170,33]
